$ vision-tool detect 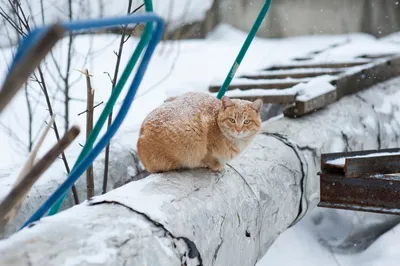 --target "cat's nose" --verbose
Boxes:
[236,128,242,133]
